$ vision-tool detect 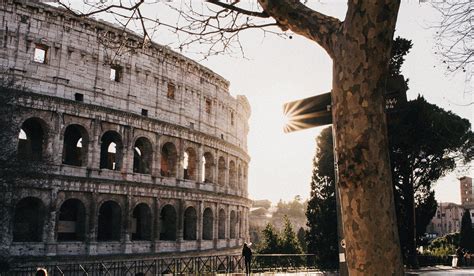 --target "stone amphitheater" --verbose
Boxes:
[0,0,251,264]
